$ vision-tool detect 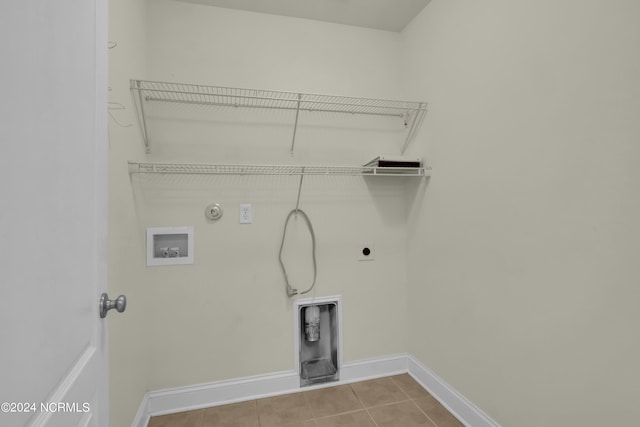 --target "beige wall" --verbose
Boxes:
[110,1,413,424]
[142,0,411,388]
[403,1,640,426]
[108,0,149,426]
[111,1,640,425]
